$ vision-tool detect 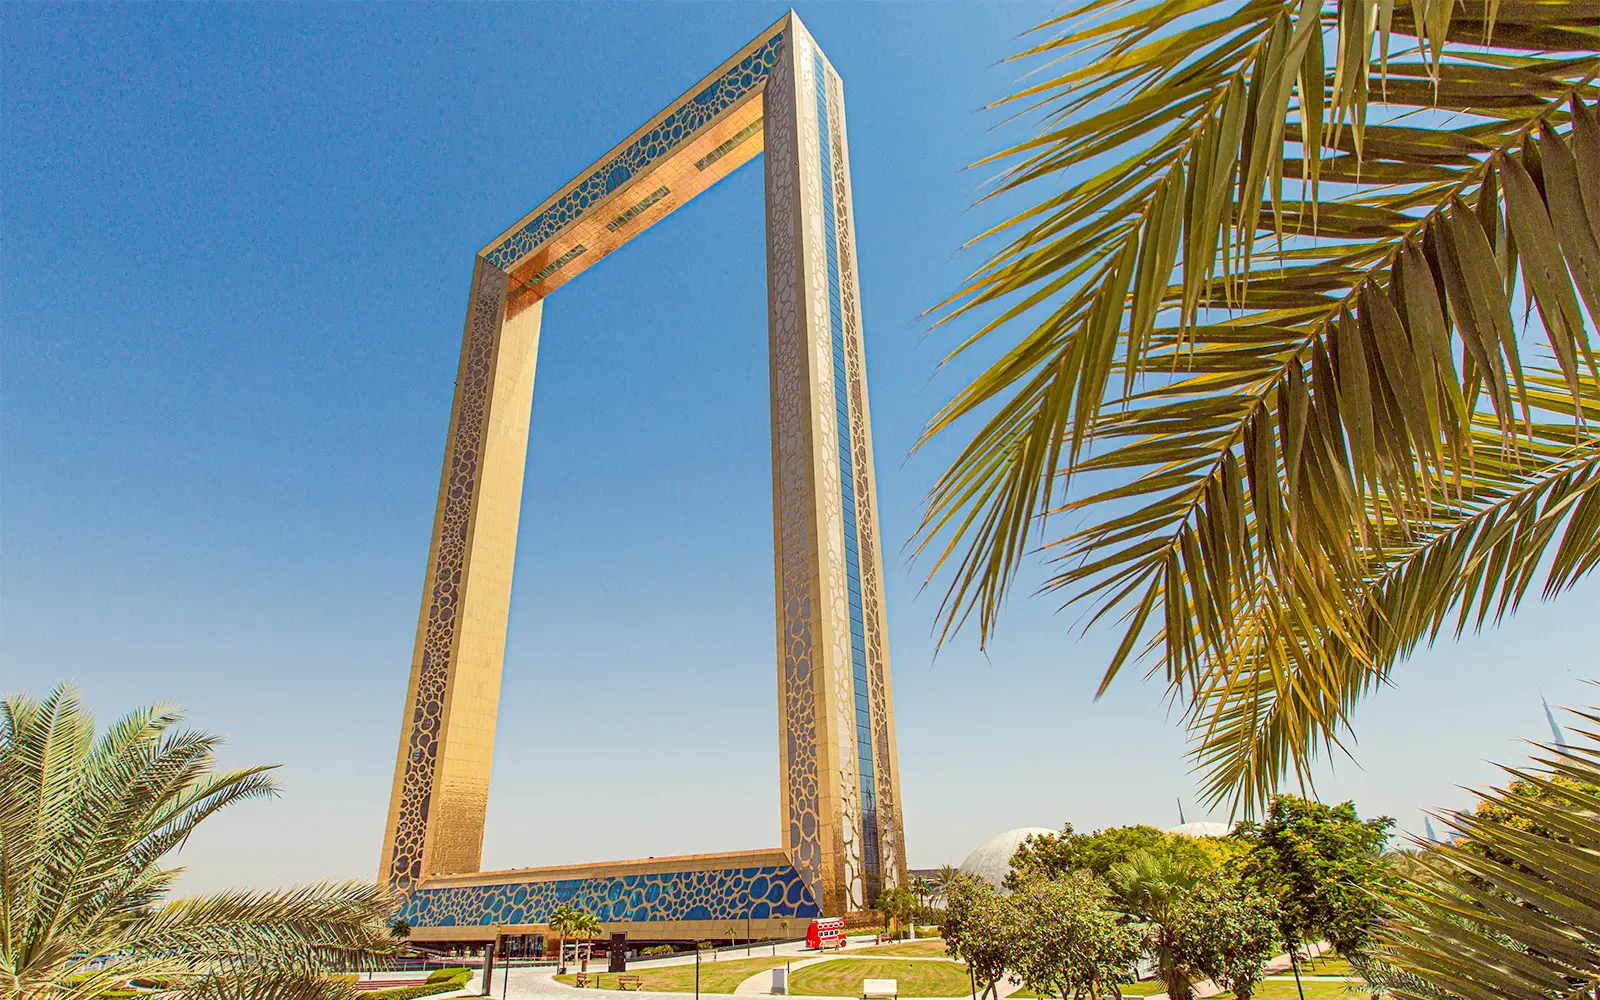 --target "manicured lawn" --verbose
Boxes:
[1012,980,1165,998]
[1296,955,1357,977]
[554,955,790,993]
[1215,980,1364,1000]
[855,939,952,958]
[786,958,973,998]
[1021,978,1362,999]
